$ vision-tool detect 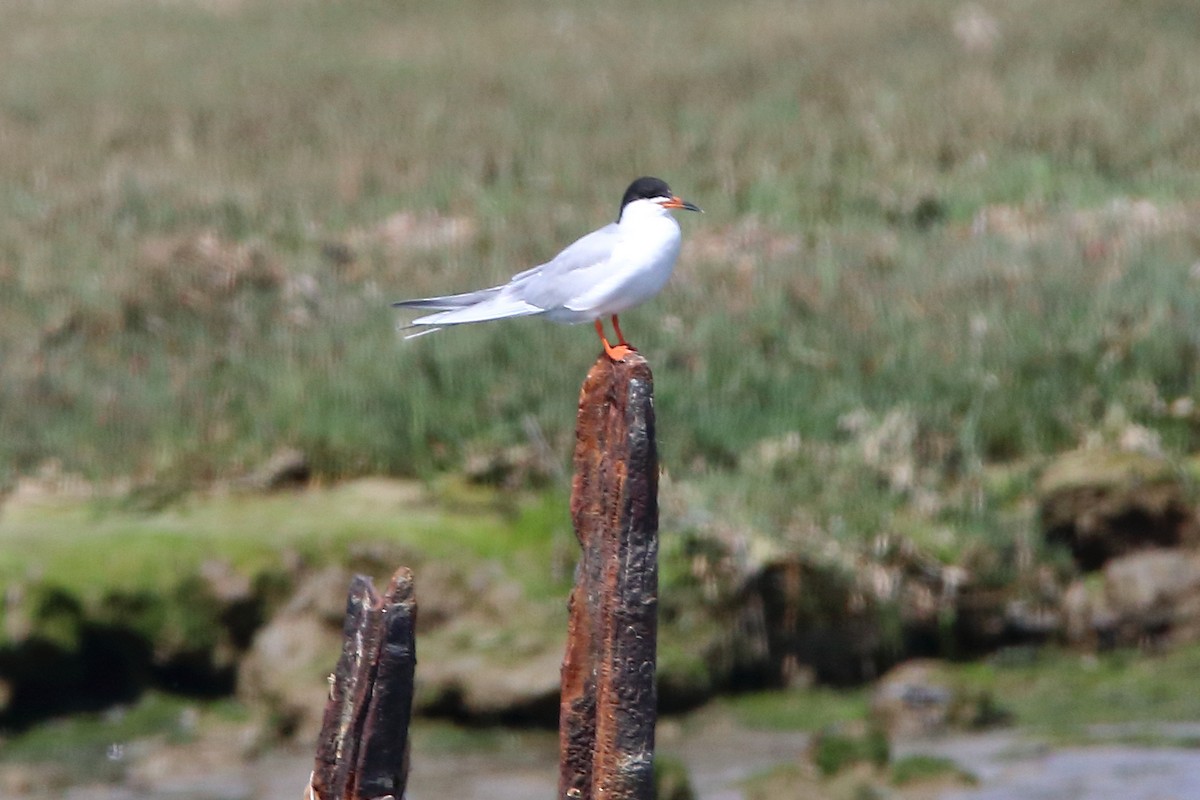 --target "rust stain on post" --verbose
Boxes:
[311,568,417,800]
[559,352,659,800]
